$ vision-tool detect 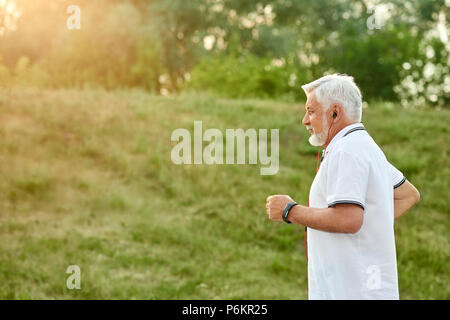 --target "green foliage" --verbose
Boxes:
[0,1,165,91]
[0,0,448,106]
[186,53,308,101]
[320,23,419,101]
[131,36,164,92]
